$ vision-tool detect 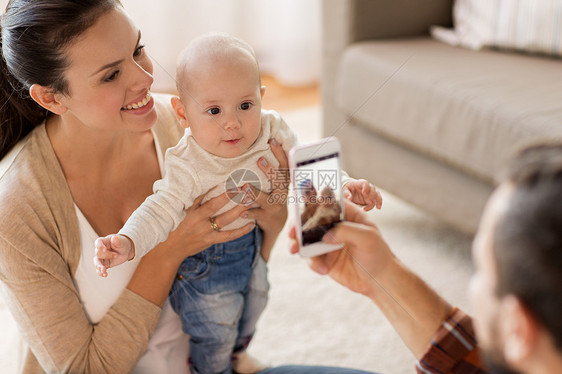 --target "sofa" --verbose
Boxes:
[322,0,562,234]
